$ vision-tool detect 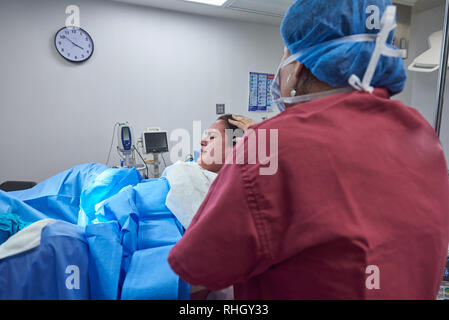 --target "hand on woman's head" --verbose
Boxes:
[228,115,256,132]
